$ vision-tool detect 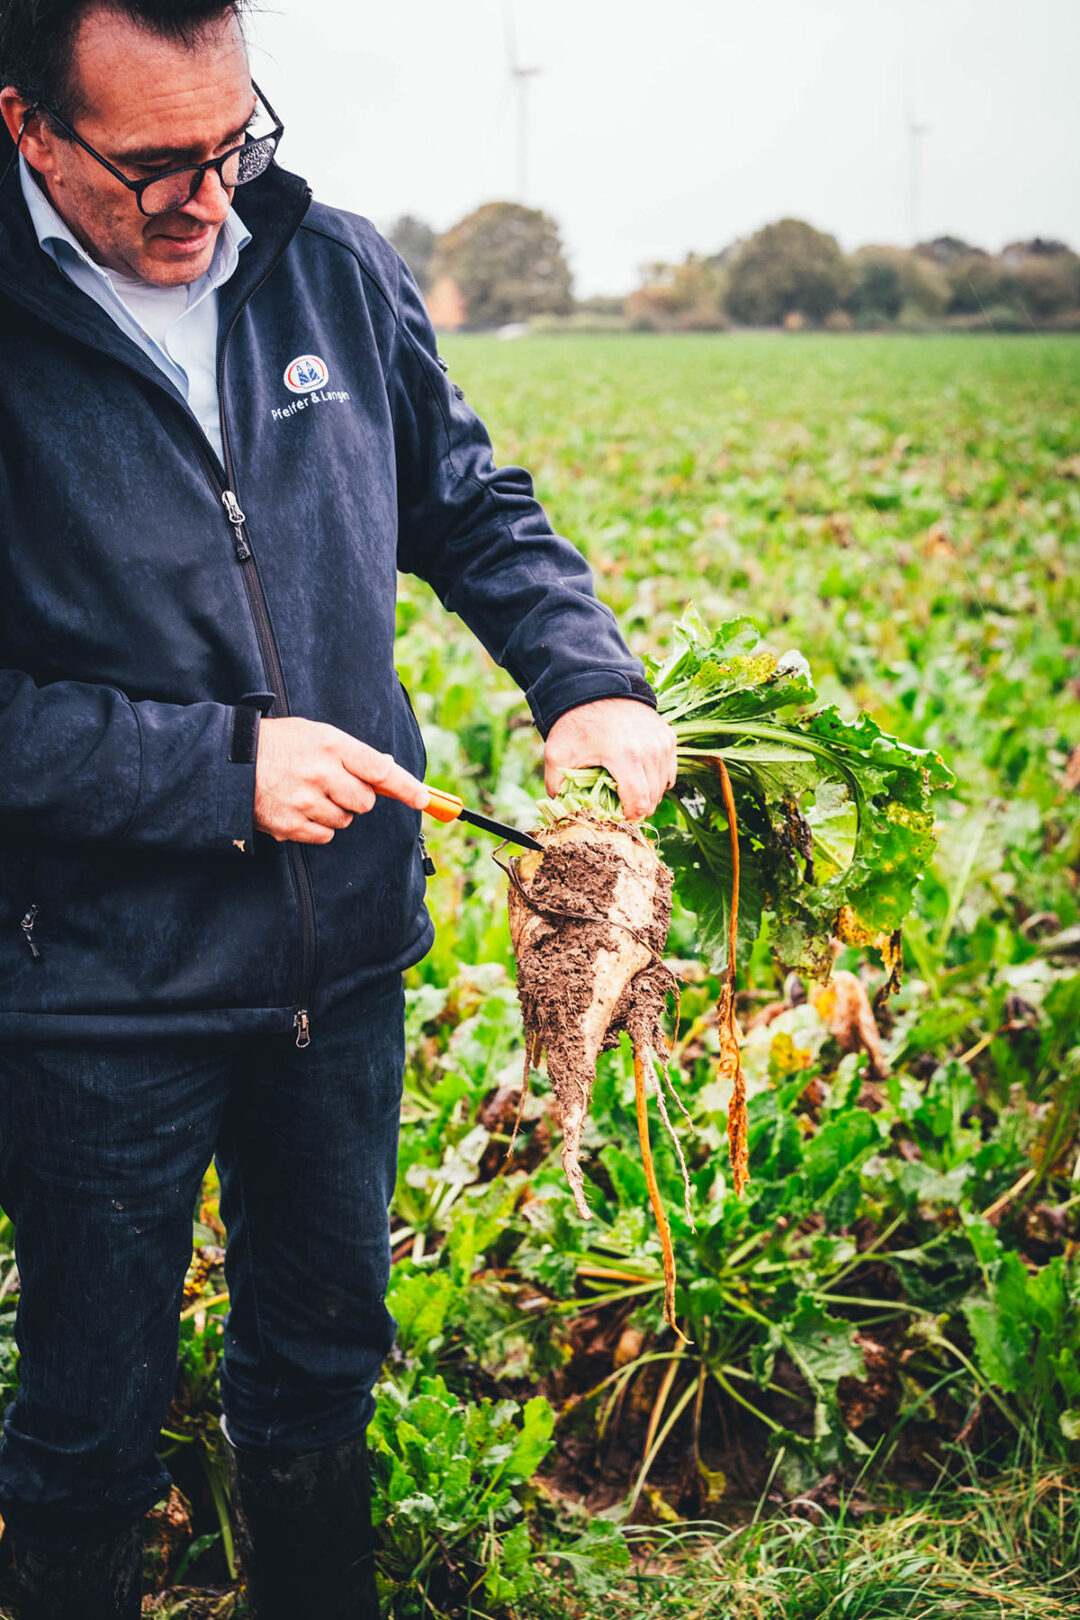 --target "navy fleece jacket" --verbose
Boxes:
[0,146,655,1041]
